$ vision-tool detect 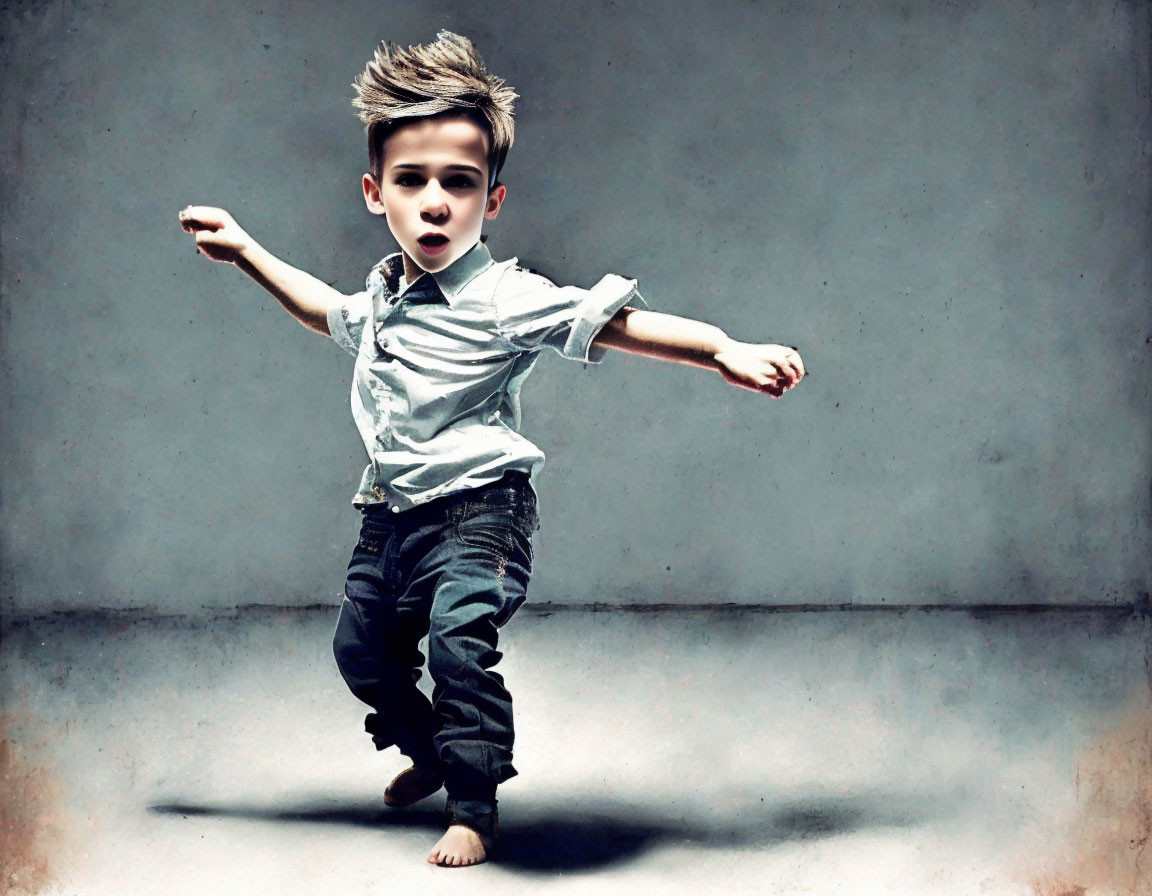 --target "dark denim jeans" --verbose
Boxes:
[332,471,537,830]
